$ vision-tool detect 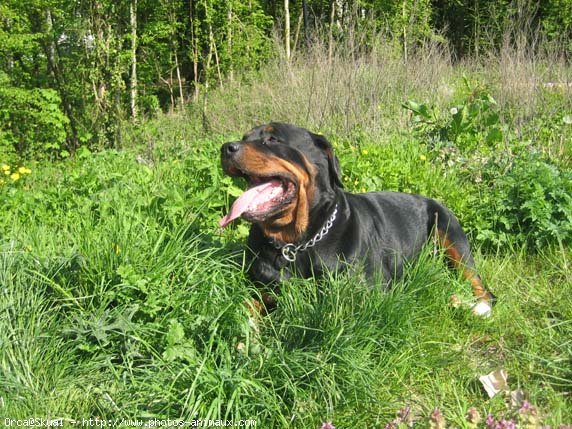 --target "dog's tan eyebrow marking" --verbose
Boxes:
[264,125,275,133]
